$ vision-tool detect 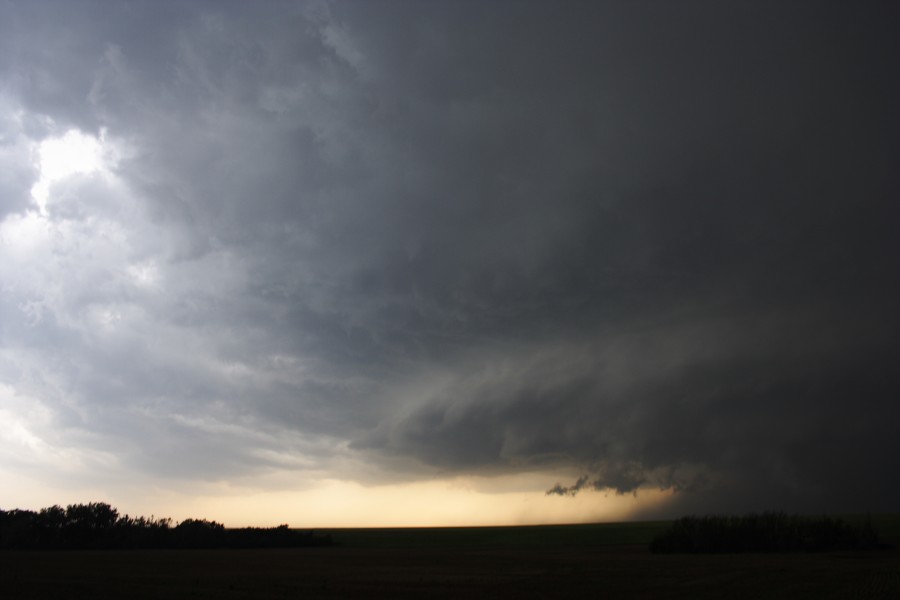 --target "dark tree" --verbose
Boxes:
[0,502,331,550]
